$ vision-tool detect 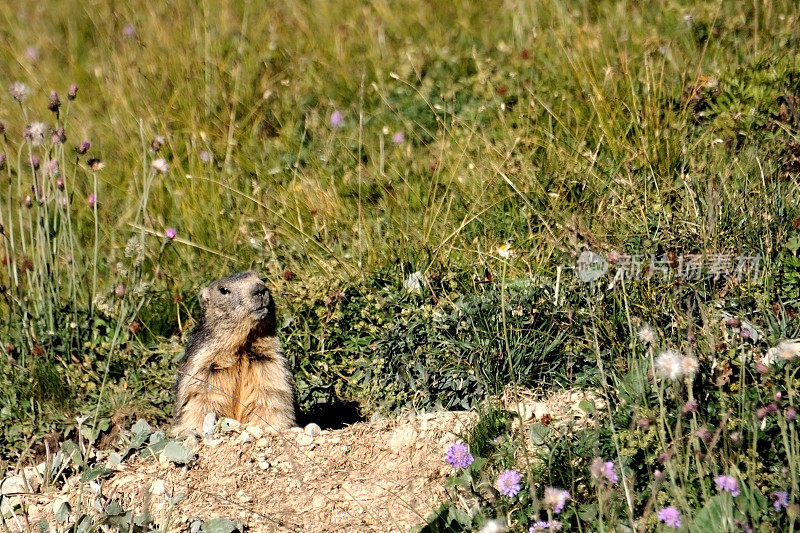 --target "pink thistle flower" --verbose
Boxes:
[392,131,405,144]
[496,470,521,497]
[29,156,40,171]
[10,82,29,102]
[76,140,90,155]
[330,110,344,128]
[543,487,570,514]
[48,91,61,114]
[67,84,78,101]
[590,457,618,485]
[88,193,97,207]
[787,407,797,421]
[0,153,6,170]
[165,227,177,240]
[52,127,66,144]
